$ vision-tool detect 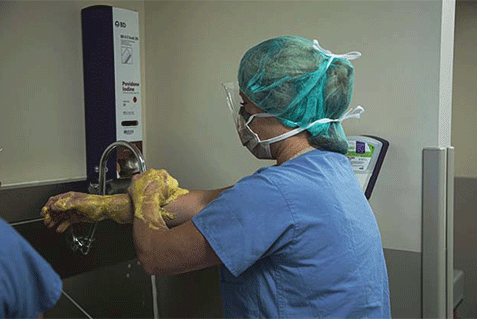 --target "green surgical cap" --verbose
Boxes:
[238,36,357,154]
